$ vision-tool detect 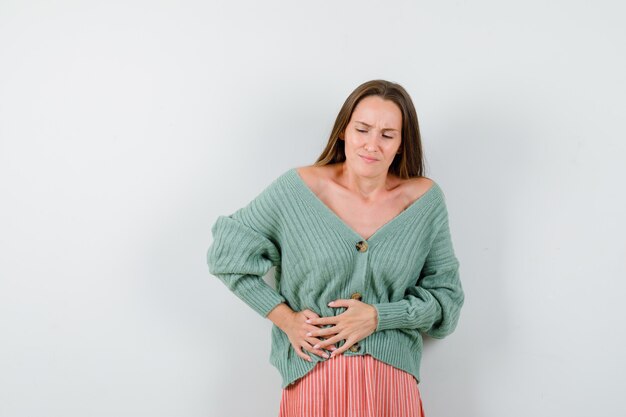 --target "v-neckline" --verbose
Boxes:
[285,167,441,245]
